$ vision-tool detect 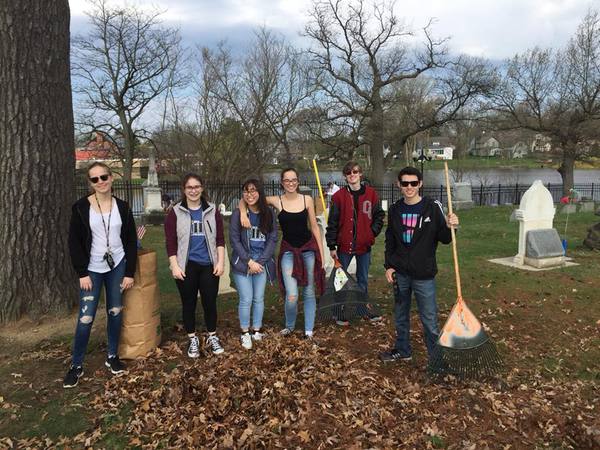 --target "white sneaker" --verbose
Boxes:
[240,332,253,350]
[206,334,225,355]
[187,336,200,358]
[279,328,293,336]
[252,330,264,341]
